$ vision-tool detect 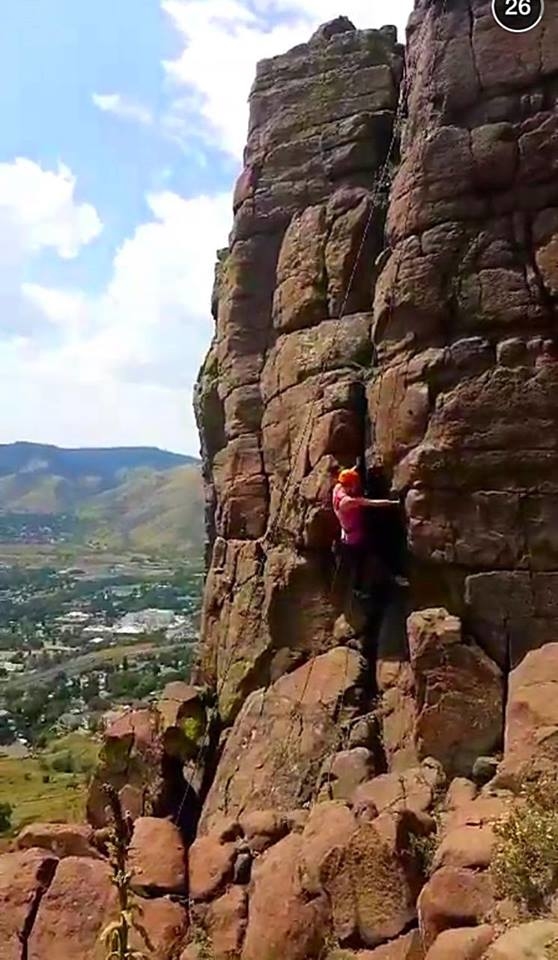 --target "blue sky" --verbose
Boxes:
[0,0,412,456]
